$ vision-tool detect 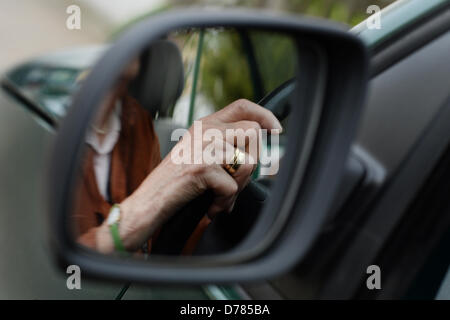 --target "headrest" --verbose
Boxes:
[130,40,184,117]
